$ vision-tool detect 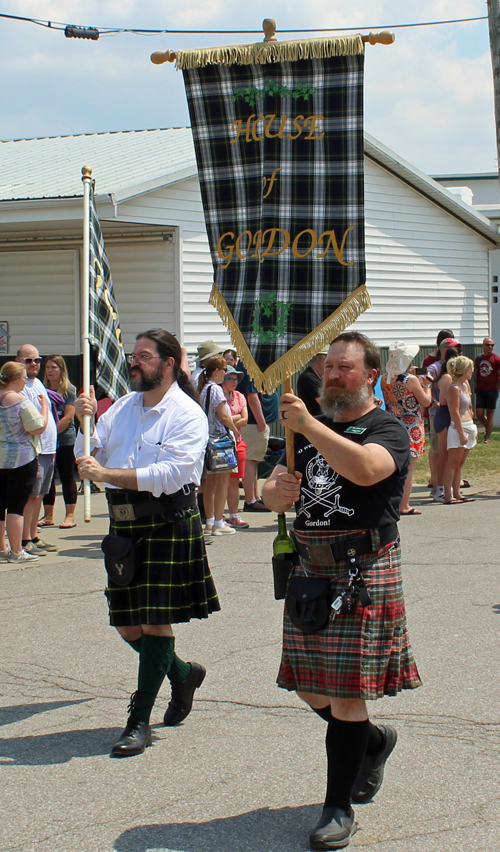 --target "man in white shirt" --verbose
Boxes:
[15,344,58,555]
[75,329,220,758]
